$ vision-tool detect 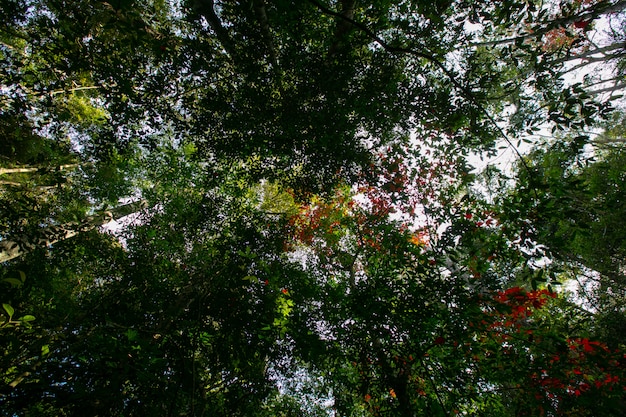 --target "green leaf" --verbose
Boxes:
[18,315,35,322]
[2,303,14,319]
[18,270,26,283]
[126,329,138,341]
[2,278,23,288]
